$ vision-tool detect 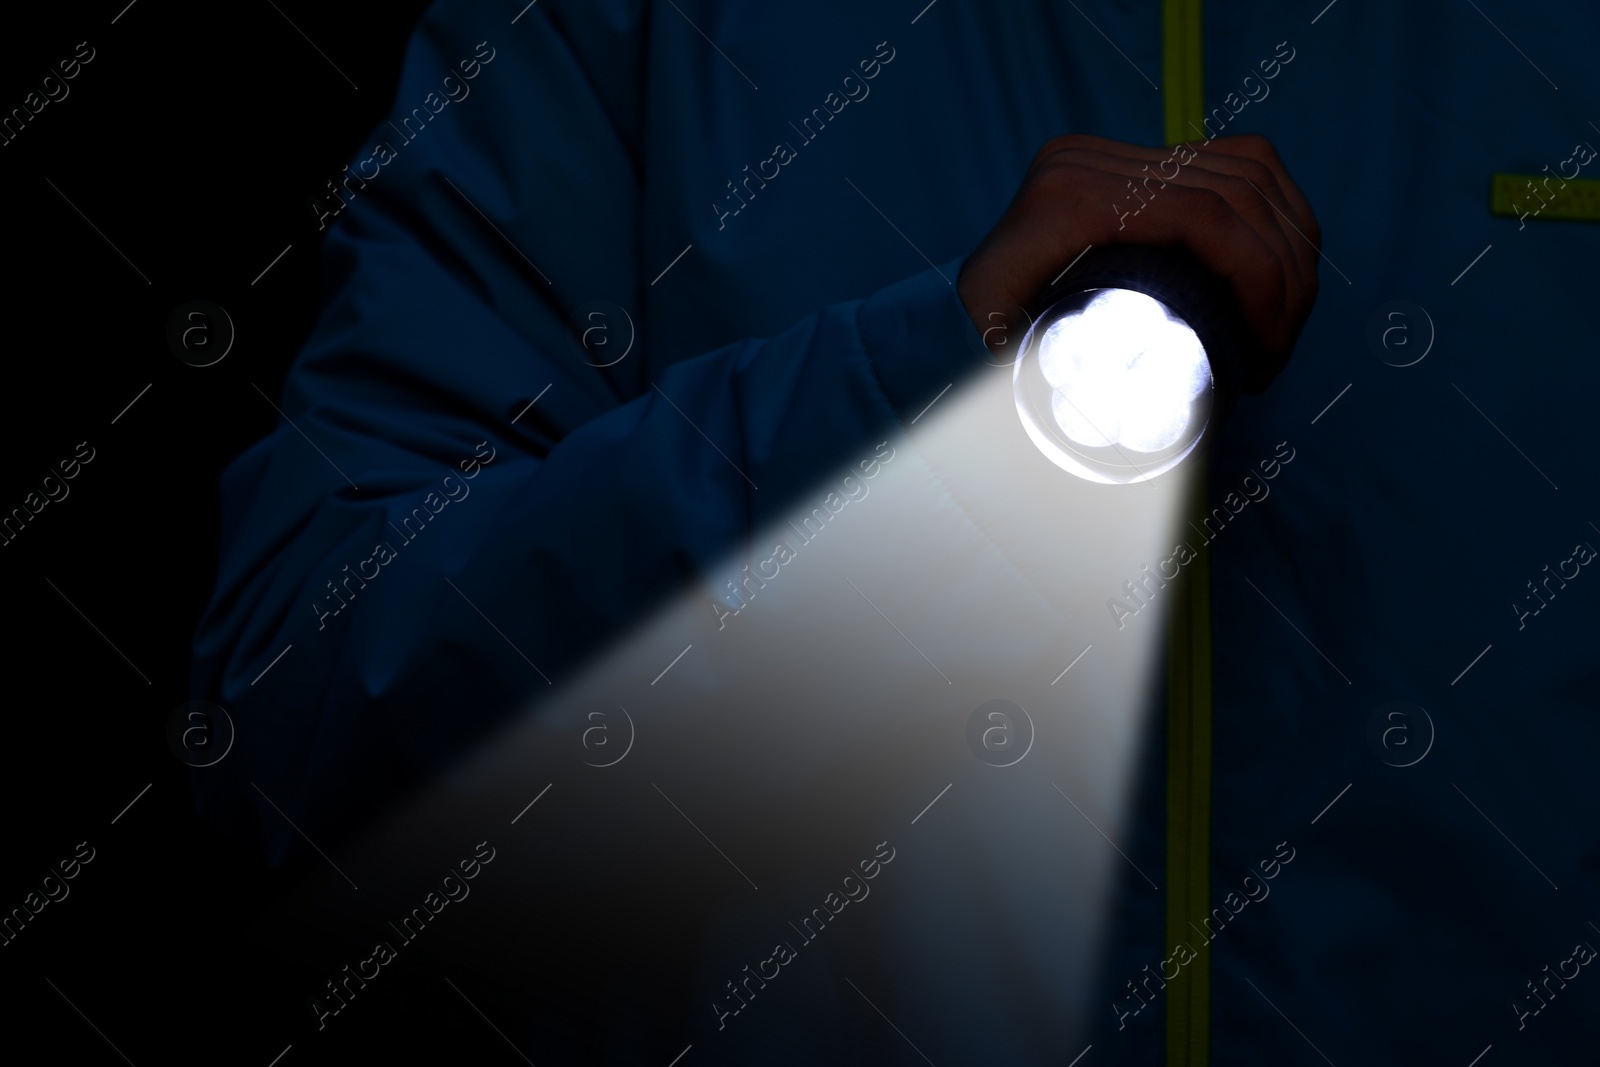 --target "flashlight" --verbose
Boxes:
[1013,245,1248,485]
